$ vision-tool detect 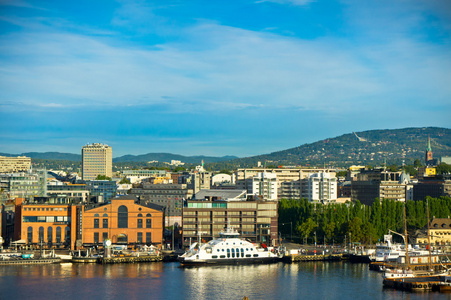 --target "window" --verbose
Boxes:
[146,232,151,244]
[138,219,143,228]
[117,234,128,244]
[137,232,143,243]
[56,227,61,244]
[65,227,70,243]
[94,232,99,243]
[39,227,44,243]
[94,219,99,228]
[47,227,53,244]
[103,219,108,228]
[27,226,33,244]
[146,219,152,228]
[103,232,108,242]
[118,205,128,228]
